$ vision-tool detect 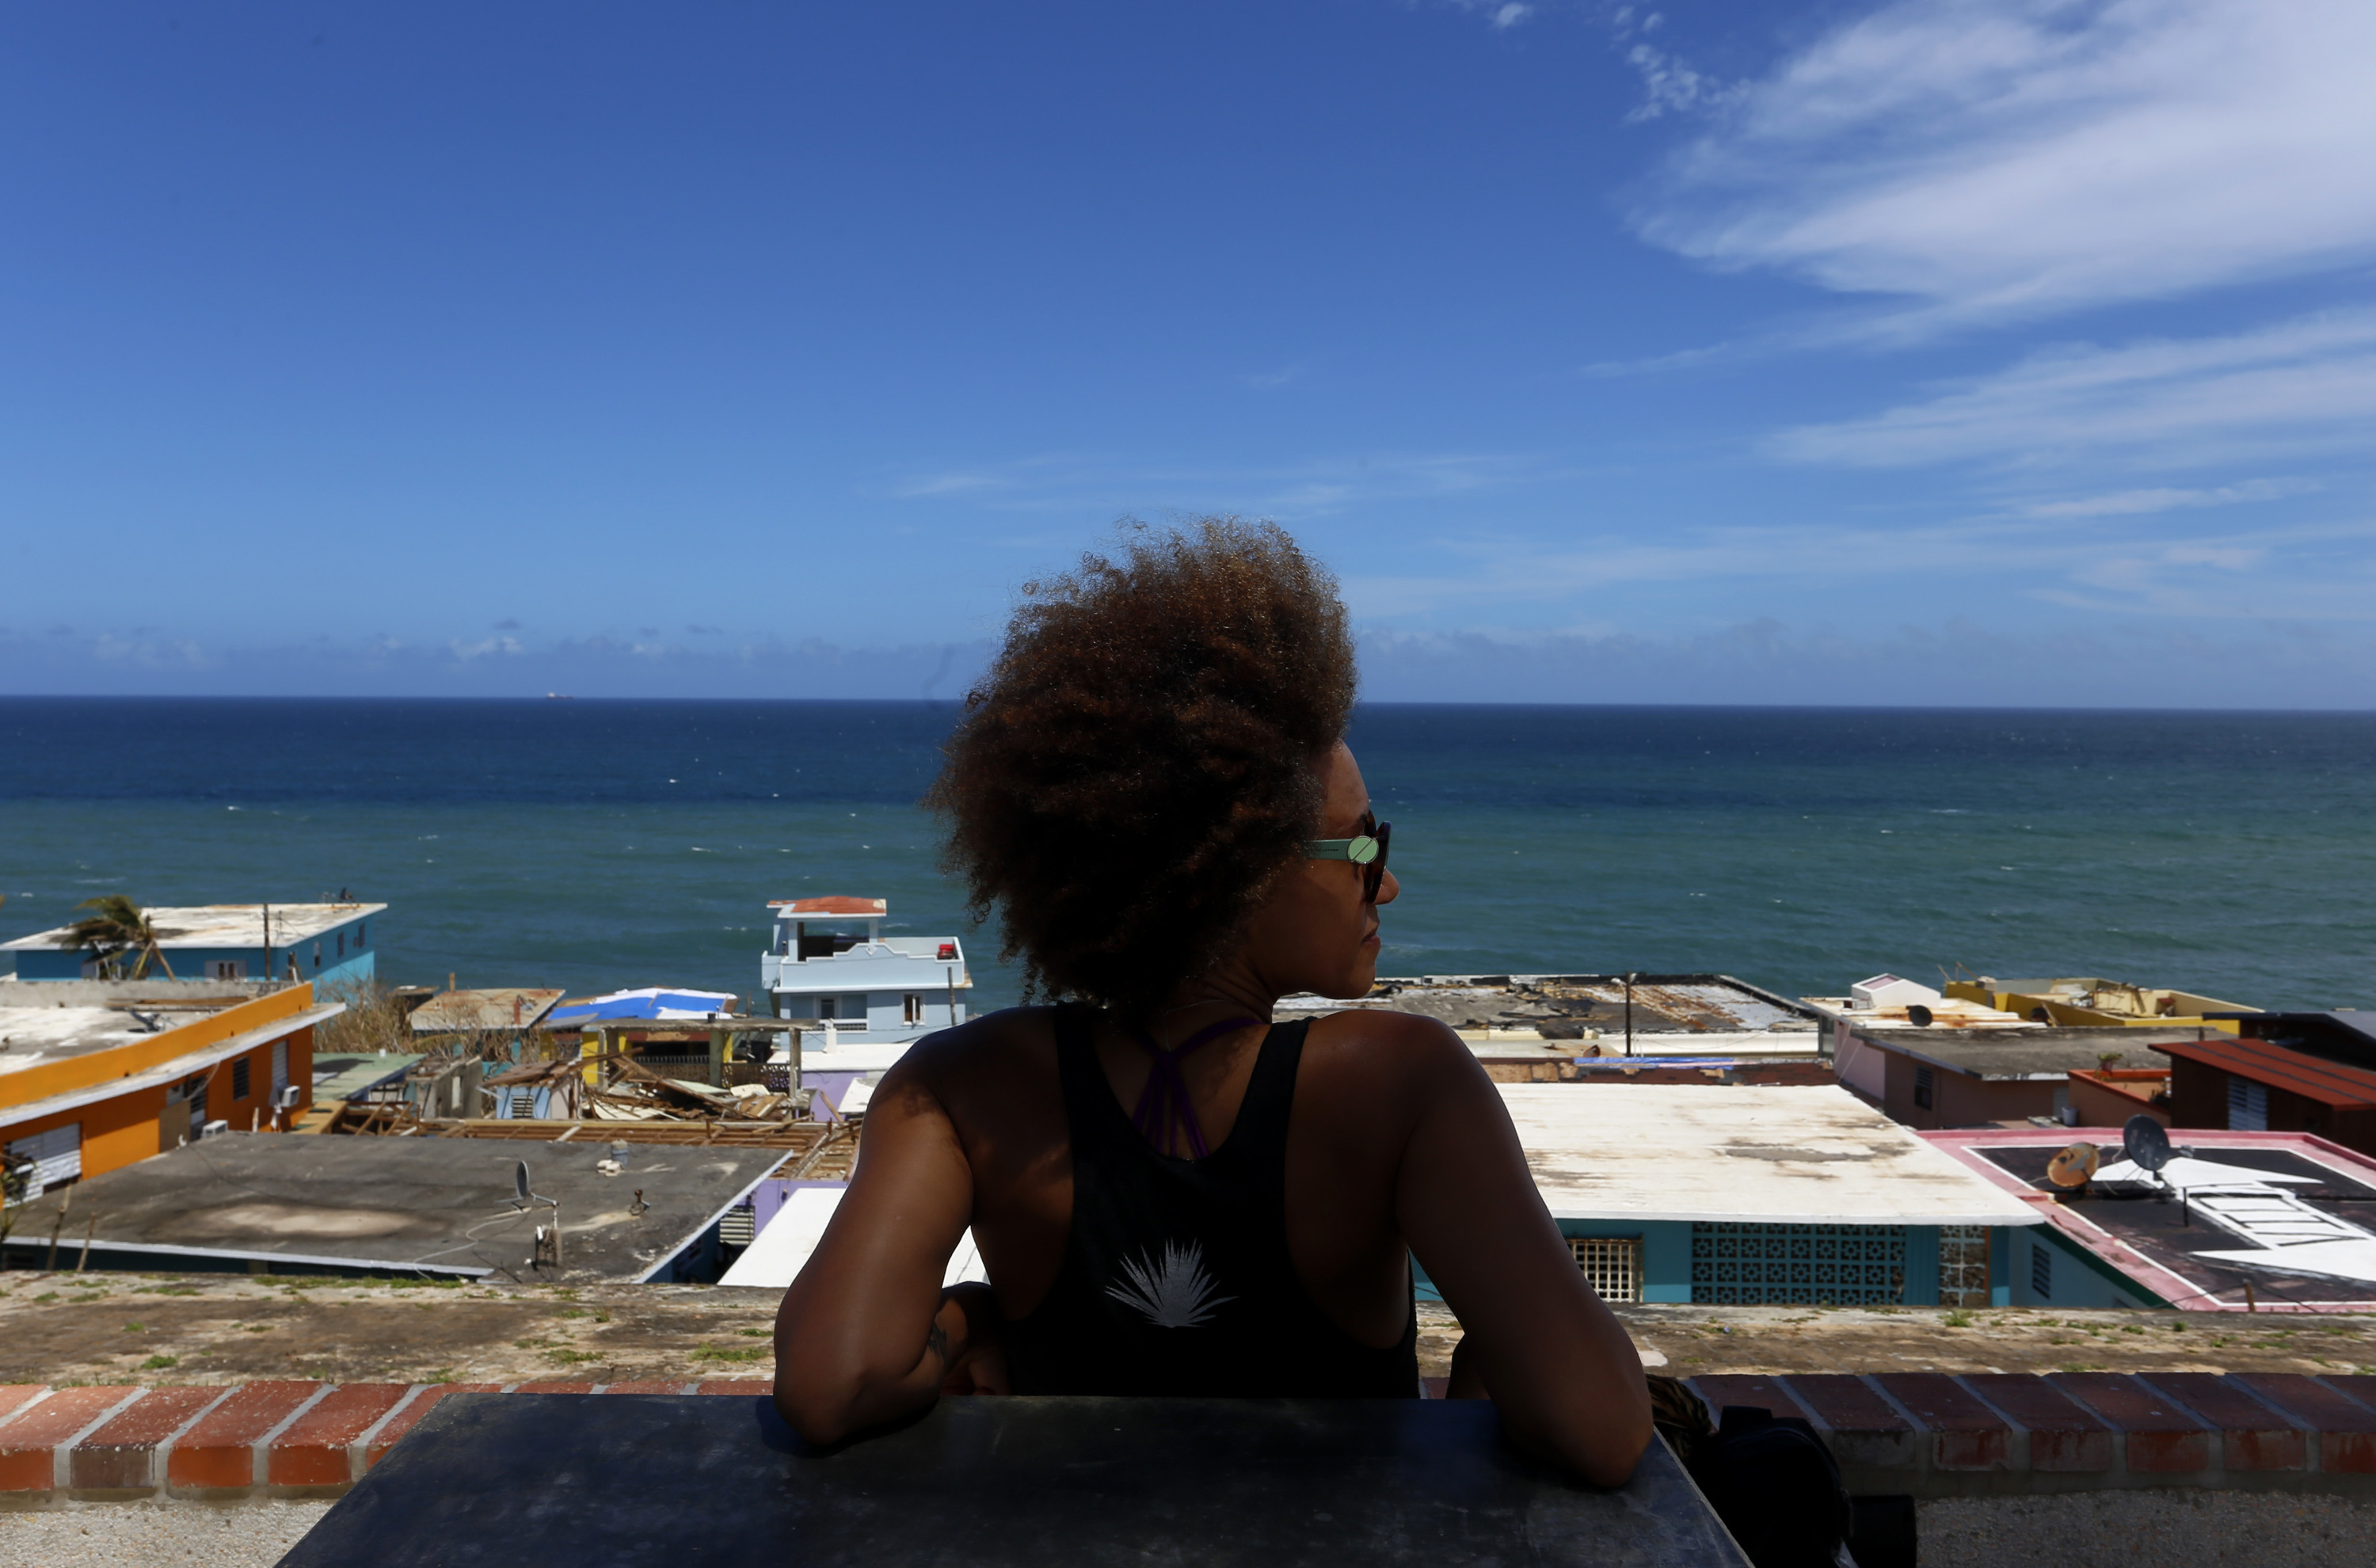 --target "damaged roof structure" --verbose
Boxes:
[0,1132,786,1284]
